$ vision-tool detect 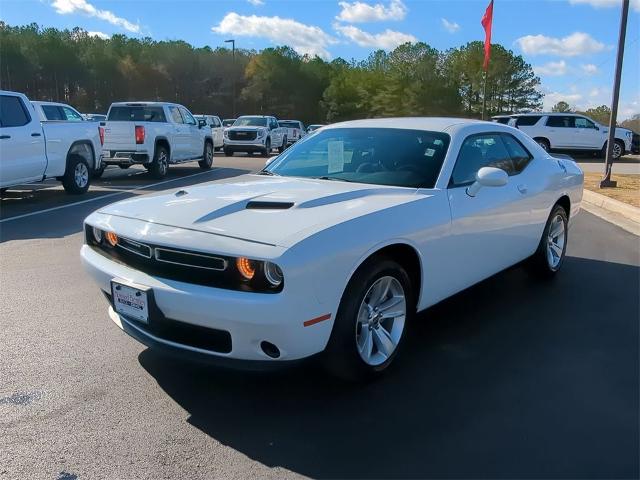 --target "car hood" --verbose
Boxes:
[98,175,423,247]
